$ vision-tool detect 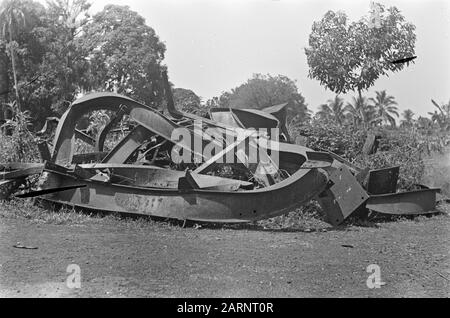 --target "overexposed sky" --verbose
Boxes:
[50,0,450,116]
